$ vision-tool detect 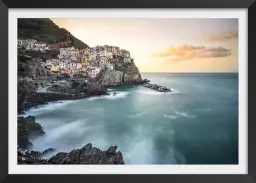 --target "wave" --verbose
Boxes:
[123,126,154,164]
[136,88,180,96]
[136,90,172,96]
[164,111,196,120]
[88,92,130,101]
[31,119,86,152]
[170,88,181,95]
[128,112,147,118]
[164,114,179,120]
[23,100,76,116]
[174,111,196,118]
